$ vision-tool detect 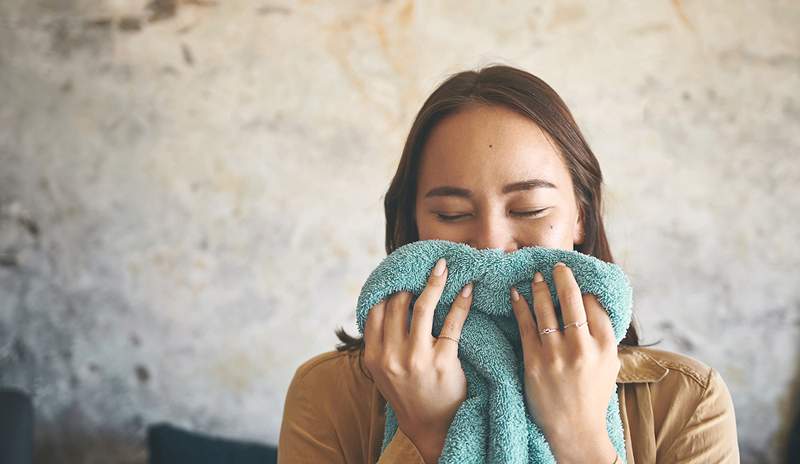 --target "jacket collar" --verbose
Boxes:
[616,346,669,384]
